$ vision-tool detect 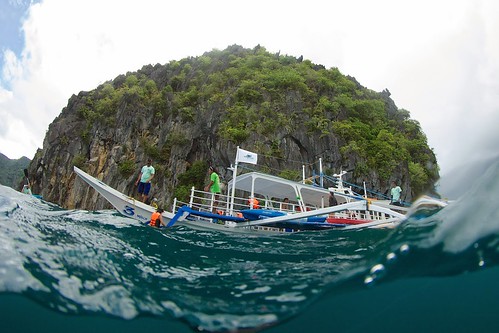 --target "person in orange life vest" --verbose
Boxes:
[149,208,166,228]
[248,197,260,209]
